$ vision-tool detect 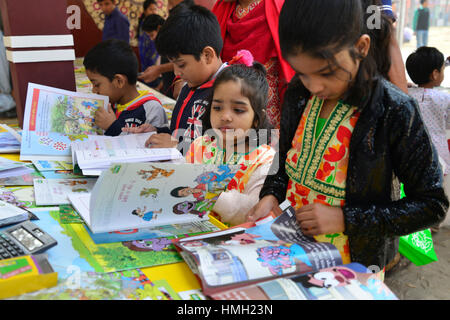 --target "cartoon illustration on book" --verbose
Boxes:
[59,180,88,186]
[131,207,162,222]
[137,166,175,181]
[21,83,109,161]
[172,200,208,218]
[51,95,102,136]
[140,187,159,199]
[123,238,175,252]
